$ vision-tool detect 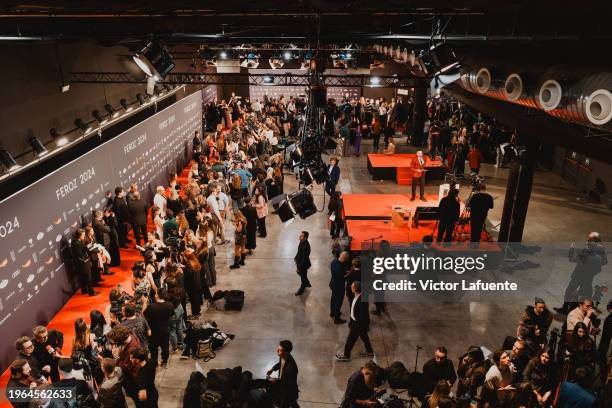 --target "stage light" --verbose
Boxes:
[269,58,284,69]
[276,200,296,222]
[0,149,19,171]
[219,50,228,59]
[346,52,352,59]
[263,75,275,85]
[283,50,293,60]
[92,110,108,125]
[369,76,382,86]
[418,42,459,76]
[120,98,133,112]
[50,128,68,147]
[29,135,48,157]
[136,93,147,105]
[105,104,119,118]
[289,189,317,219]
[132,40,175,78]
[74,118,92,133]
